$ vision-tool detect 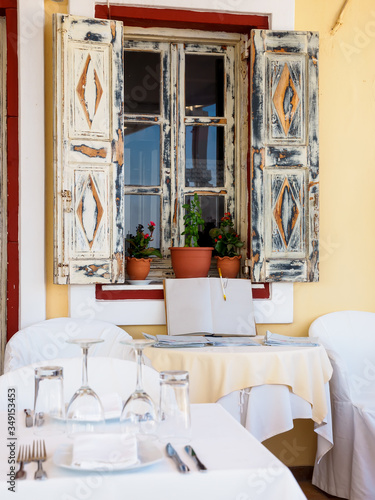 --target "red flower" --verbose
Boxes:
[215,238,218,243]
[149,221,155,227]
[144,234,149,239]
[218,235,222,239]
